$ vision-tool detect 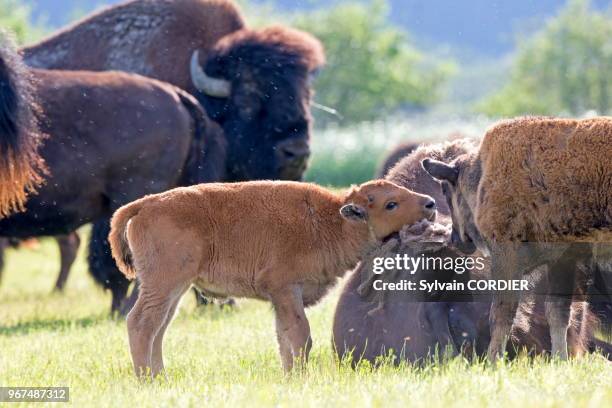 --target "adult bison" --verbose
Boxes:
[0,68,225,311]
[23,0,324,181]
[376,142,419,178]
[0,32,44,217]
[22,0,324,308]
